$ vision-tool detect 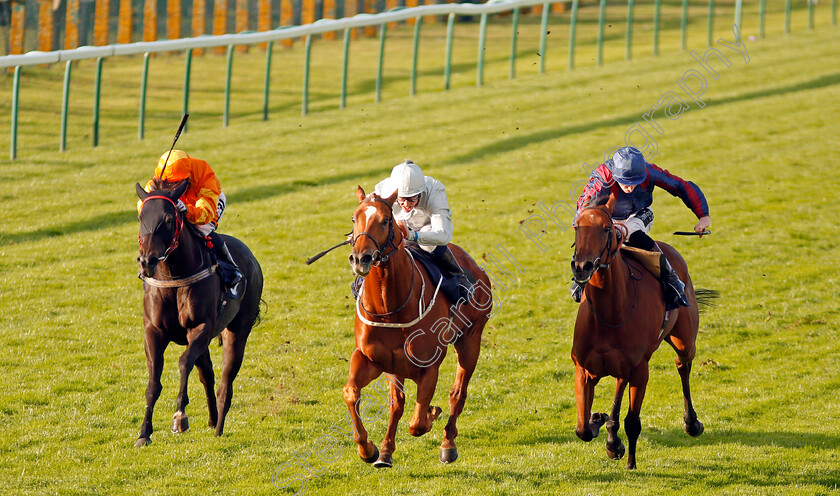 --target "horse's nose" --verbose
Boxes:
[573,260,594,277]
[349,252,373,275]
